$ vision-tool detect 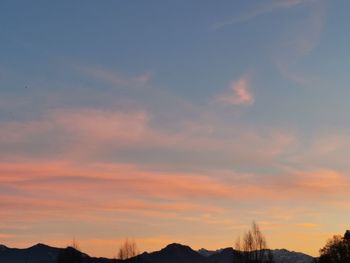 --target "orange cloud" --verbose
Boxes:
[293,170,350,194]
[295,223,320,229]
[0,233,16,239]
[2,160,349,258]
[1,160,348,219]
